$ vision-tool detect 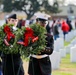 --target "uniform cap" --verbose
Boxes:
[34,12,49,21]
[8,14,17,19]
